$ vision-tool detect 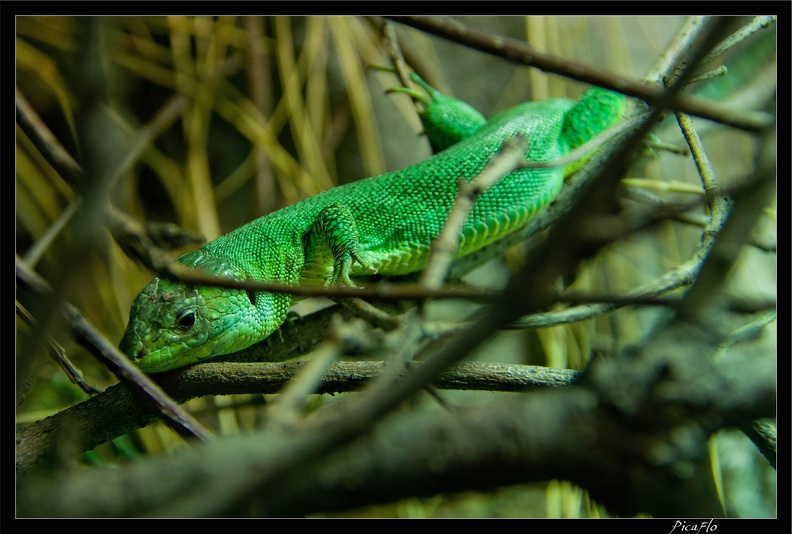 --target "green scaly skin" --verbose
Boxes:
[120,79,626,372]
